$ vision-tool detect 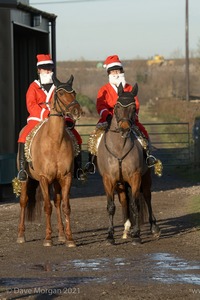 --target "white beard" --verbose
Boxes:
[40,72,53,84]
[109,73,126,87]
